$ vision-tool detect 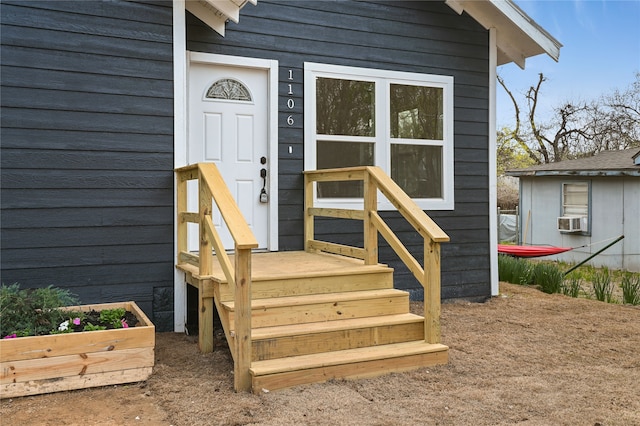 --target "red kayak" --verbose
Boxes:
[498,244,573,258]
